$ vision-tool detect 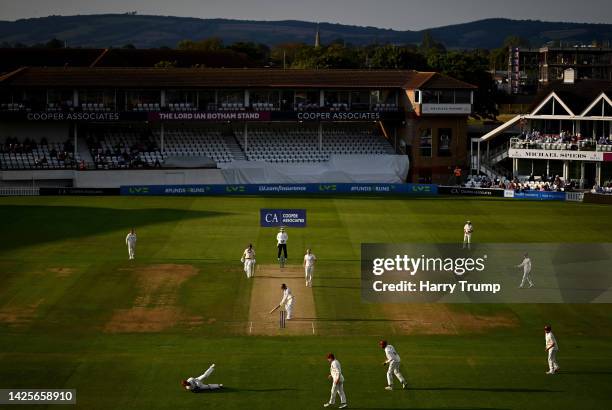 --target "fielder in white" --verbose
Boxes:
[279,283,294,320]
[181,364,223,391]
[303,248,317,287]
[379,340,407,390]
[125,228,137,260]
[463,220,473,249]
[324,353,347,409]
[544,325,560,374]
[516,253,534,288]
[241,244,256,278]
